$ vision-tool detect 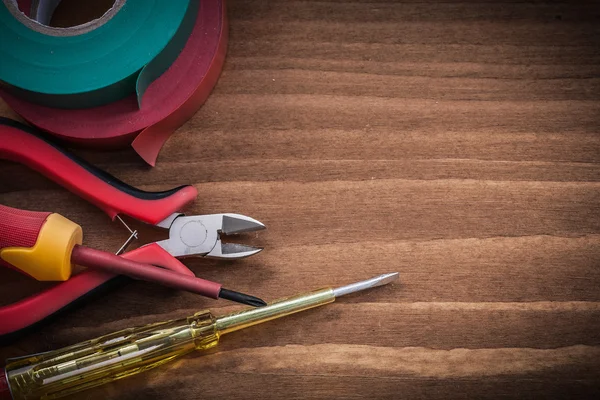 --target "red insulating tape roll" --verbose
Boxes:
[0,0,227,166]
